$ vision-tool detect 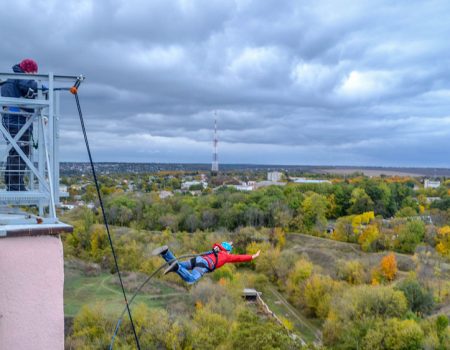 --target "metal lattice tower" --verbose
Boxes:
[0,72,80,233]
[211,115,219,175]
